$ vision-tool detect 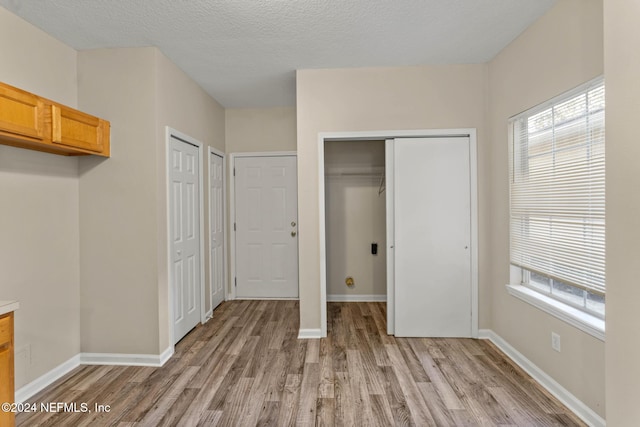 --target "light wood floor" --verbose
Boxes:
[17,300,585,426]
